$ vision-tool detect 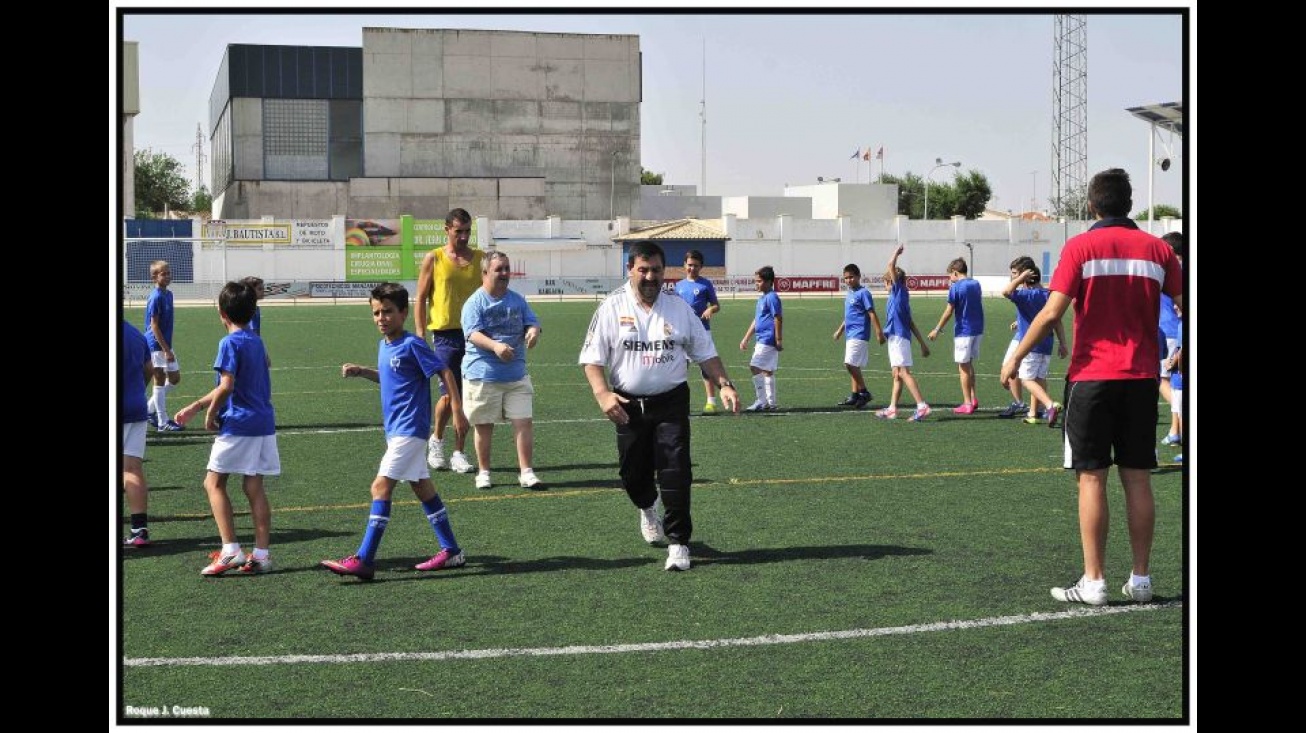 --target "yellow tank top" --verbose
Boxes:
[426,248,485,331]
